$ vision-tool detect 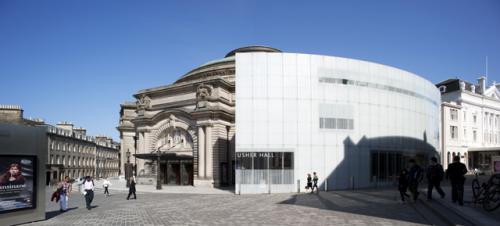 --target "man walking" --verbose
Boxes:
[103,178,111,197]
[126,176,136,200]
[408,159,423,202]
[426,157,445,200]
[83,176,95,210]
[446,156,468,206]
[311,172,319,194]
